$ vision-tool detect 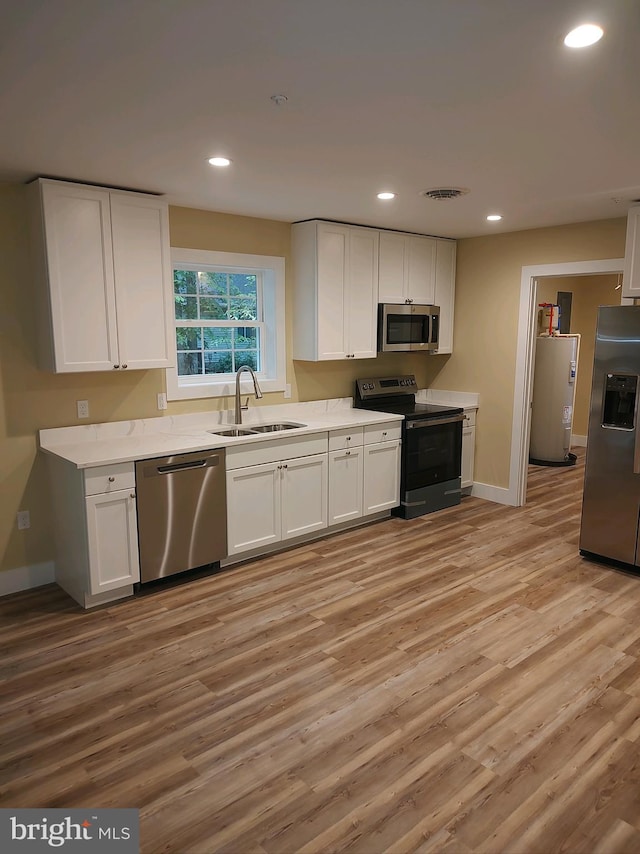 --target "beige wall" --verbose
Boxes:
[0,182,628,576]
[536,275,621,437]
[430,219,626,488]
